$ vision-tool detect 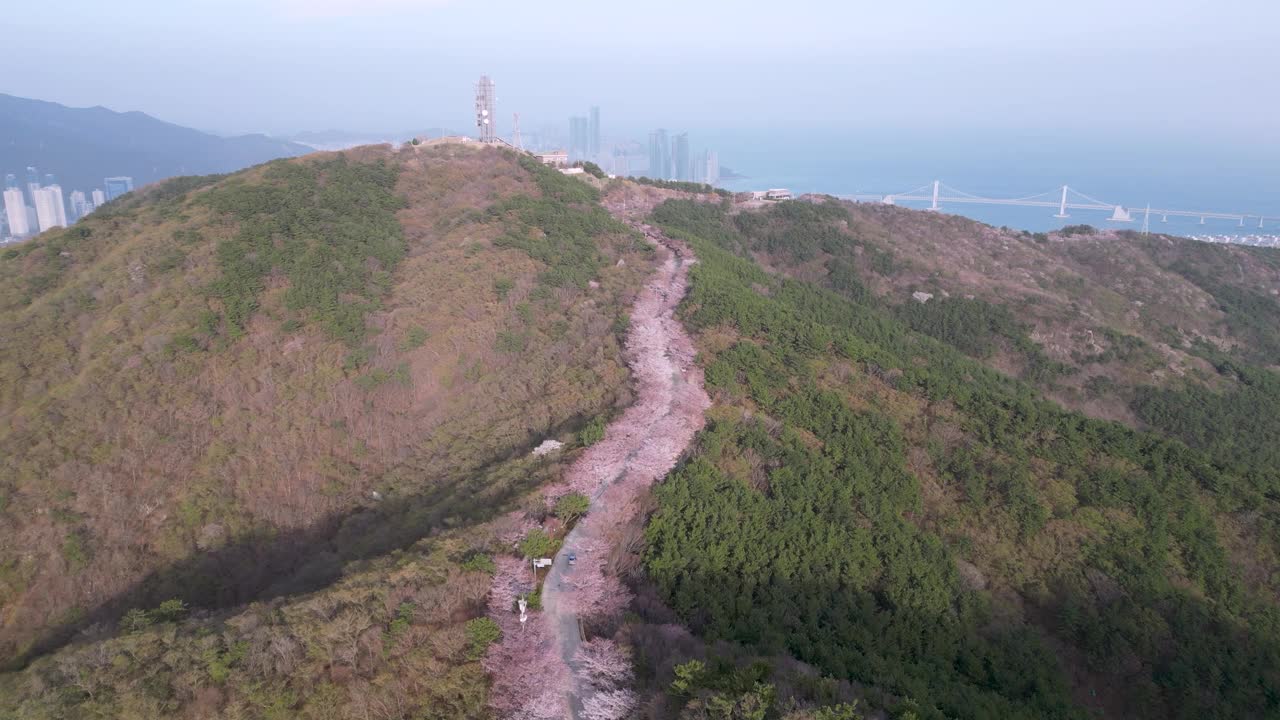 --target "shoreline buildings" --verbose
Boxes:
[644,129,719,185]
[34,185,68,232]
[2,167,131,242]
[568,106,602,164]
